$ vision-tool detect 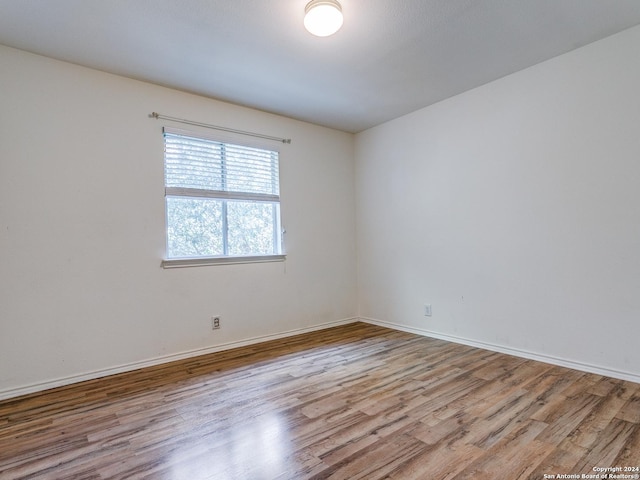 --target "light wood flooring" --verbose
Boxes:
[1,322,639,479]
